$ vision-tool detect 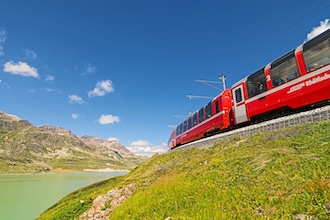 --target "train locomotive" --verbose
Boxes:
[168,29,330,149]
